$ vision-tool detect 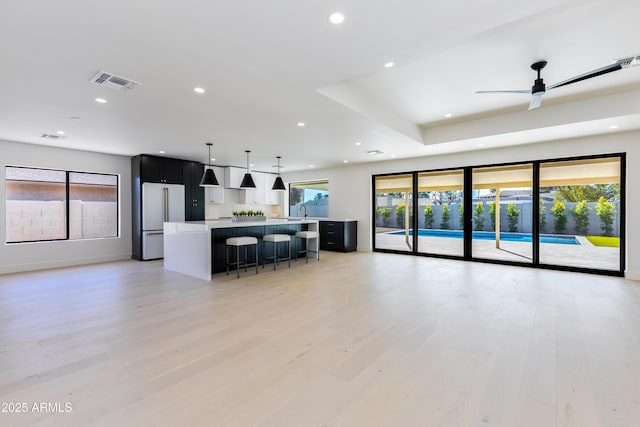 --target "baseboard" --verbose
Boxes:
[624,269,640,281]
[0,253,131,275]
[356,245,372,252]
